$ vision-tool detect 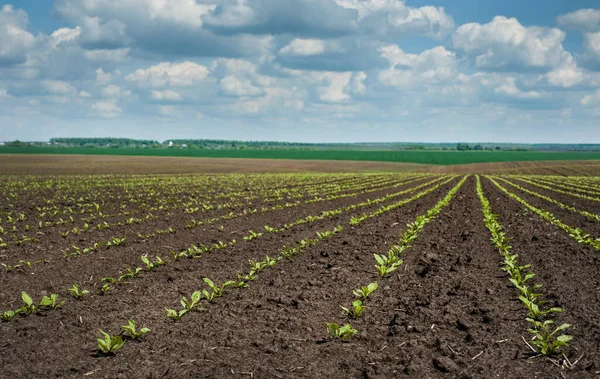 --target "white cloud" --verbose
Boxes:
[313,72,352,102]
[79,90,92,98]
[79,16,127,47]
[581,89,600,105]
[158,105,179,116]
[494,77,540,98]
[378,45,457,88]
[546,57,584,88]
[226,87,304,115]
[280,39,327,56]
[101,85,130,98]
[49,26,81,48]
[41,80,76,95]
[452,16,569,70]
[336,0,454,39]
[557,9,600,32]
[95,68,112,84]
[151,89,182,101]
[220,76,263,97]
[84,48,130,63]
[0,5,36,65]
[351,72,367,95]
[582,32,600,67]
[56,0,216,30]
[91,100,121,117]
[126,61,210,87]
[212,58,273,97]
